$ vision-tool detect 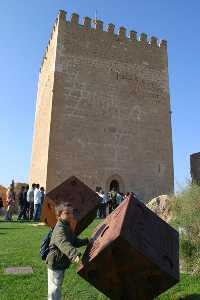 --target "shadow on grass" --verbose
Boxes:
[180,295,200,300]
